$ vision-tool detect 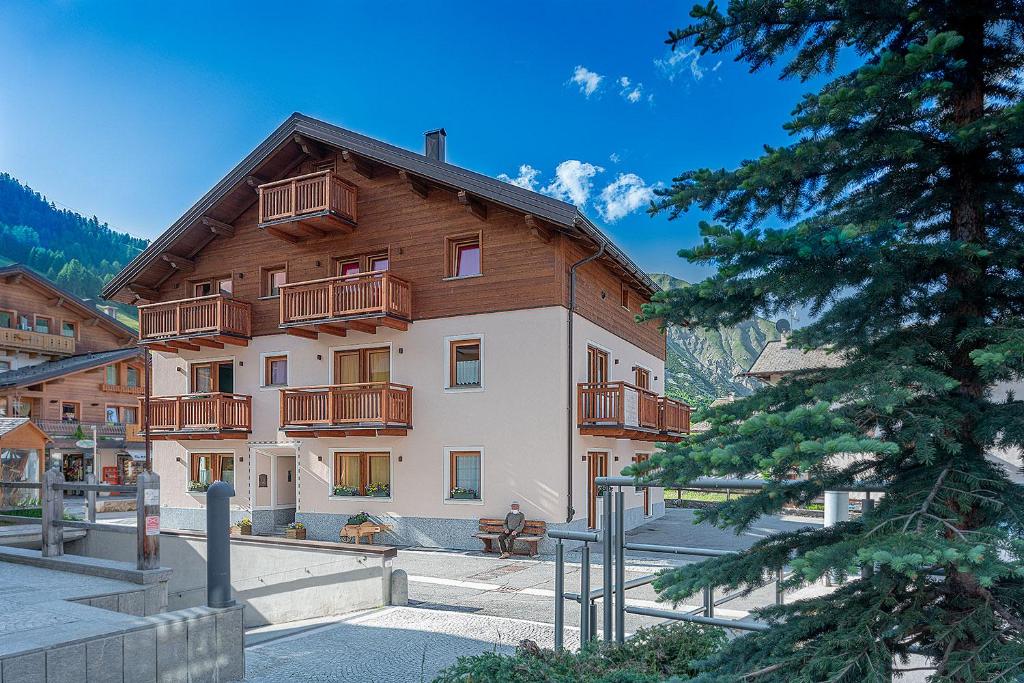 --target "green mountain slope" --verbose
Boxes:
[650,273,779,410]
[0,173,148,326]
